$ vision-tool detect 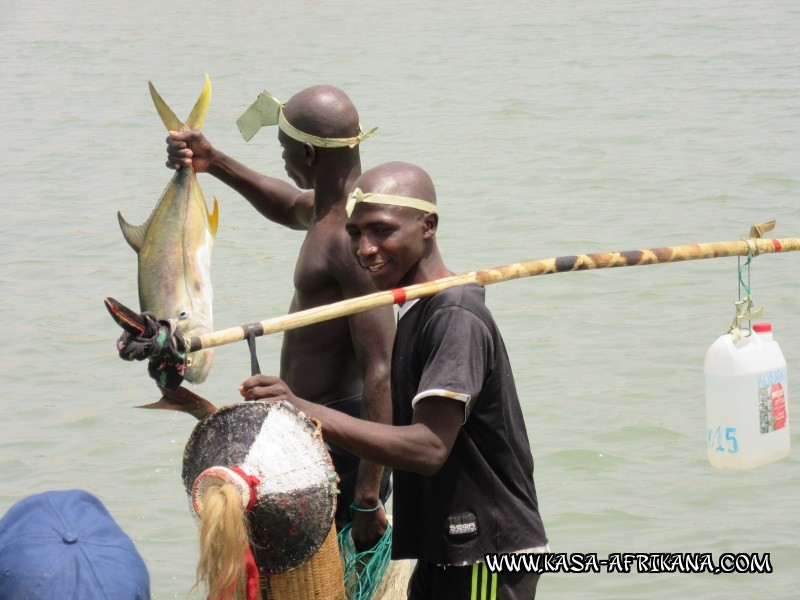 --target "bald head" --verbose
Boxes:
[346,162,445,289]
[283,85,361,140]
[355,161,437,206]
